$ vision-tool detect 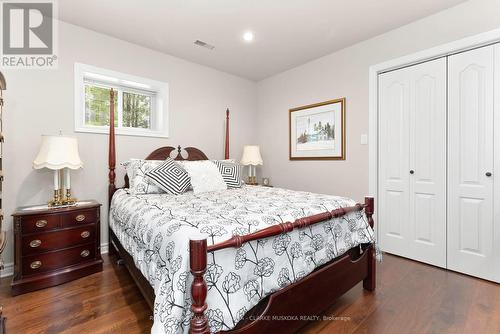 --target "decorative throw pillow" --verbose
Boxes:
[145,158,191,195]
[124,159,165,195]
[212,160,244,188]
[182,160,227,194]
